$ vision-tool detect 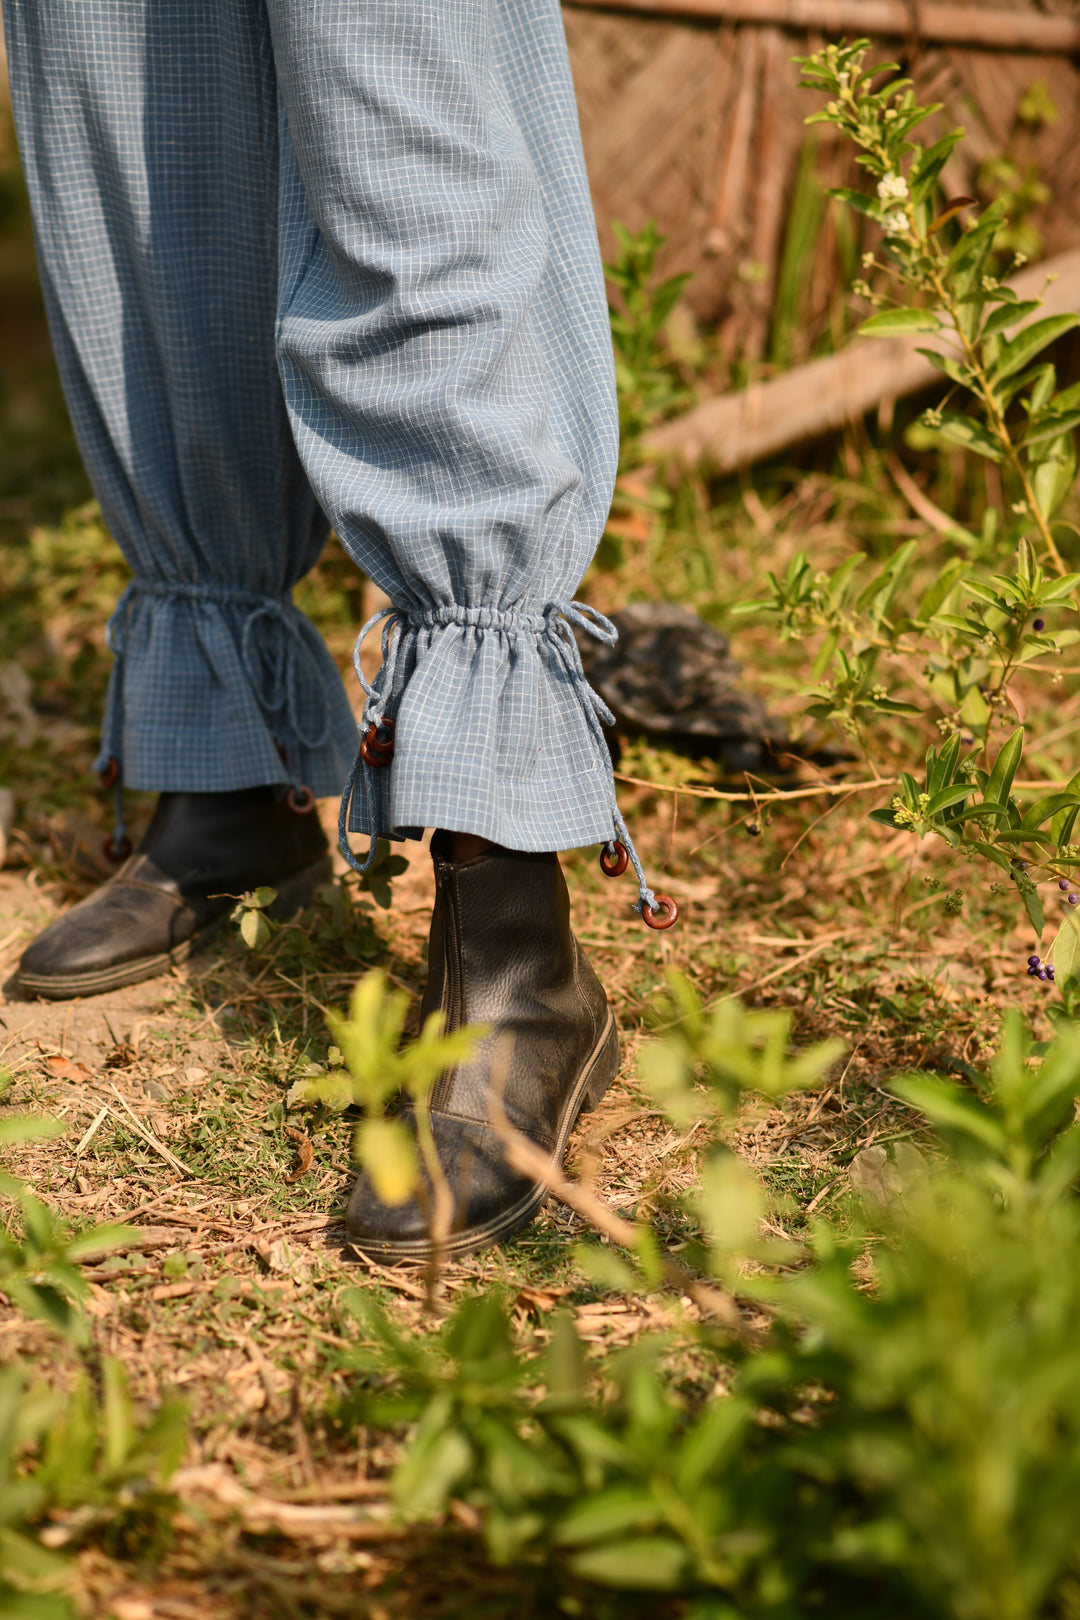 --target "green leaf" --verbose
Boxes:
[981,300,1042,339]
[569,1536,690,1591]
[355,1118,418,1208]
[918,558,968,620]
[944,200,1007,279]
[828,186,878,217]
[859,308,943,336]
[914,347,972,389]
[985,728,1024,807]
[1053,912,1080,986]
[1024,410,1080,449]
[392,1425,473,1522]
[933,413,1004,462]
[0,1116,65,1151]
[64,1223,138,1262]
[553,1485,660,1547]
[1021,794,1080,831]
[1037,574,1080,601]
[869,808,901,828]
[910,129,965,205]
[1020,882,1046,939]
[990,315,1080,385]
[239,909,272,950]
[891,1075,1007,1154]
[927,784,972,815]
[1032,432,1078,520]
